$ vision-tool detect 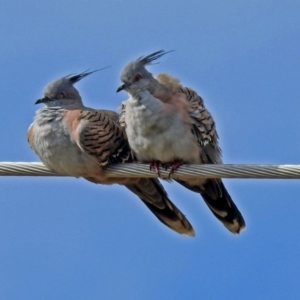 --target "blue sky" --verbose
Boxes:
[1,1,300,299]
